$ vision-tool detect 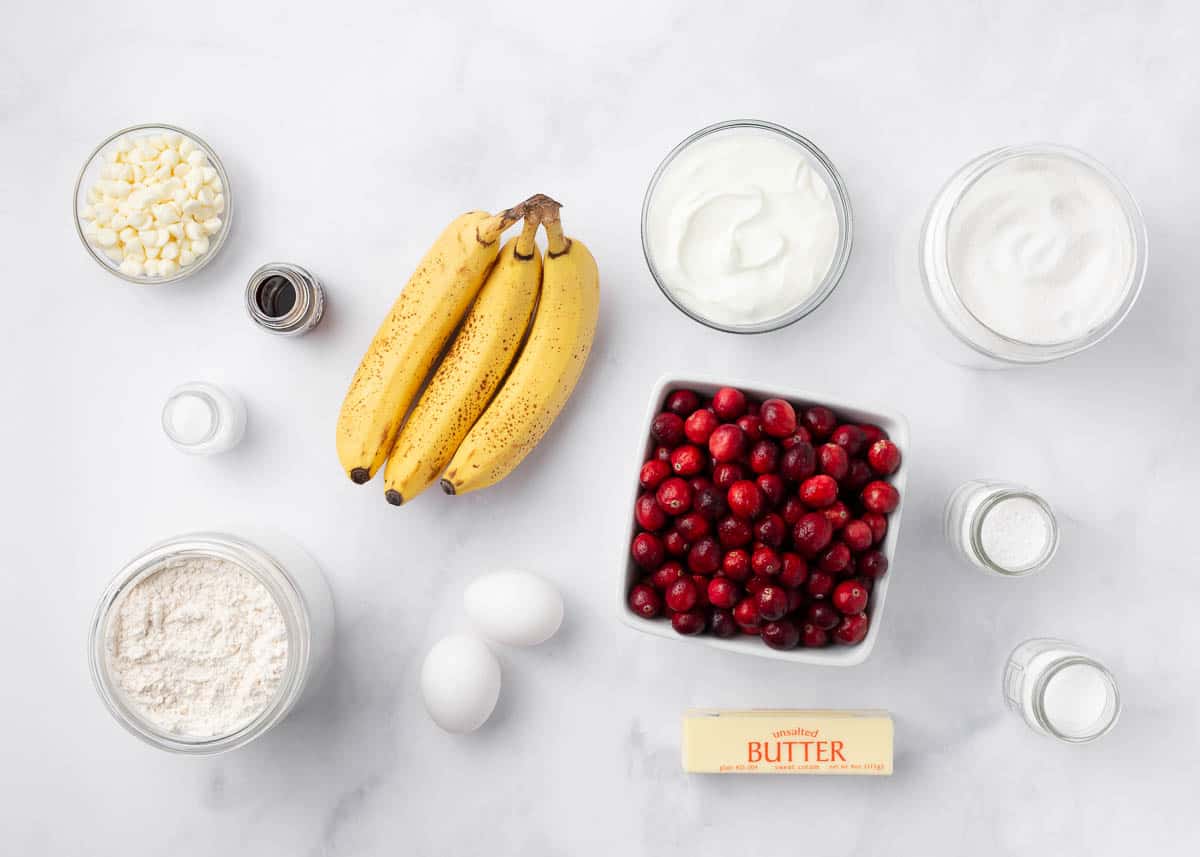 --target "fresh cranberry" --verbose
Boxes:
[709,607,738,638]
[754,513,786,548]
[628,584,662,618]
[662,529,688,556]
[650,412,685,446]
[670,444,705,477]
[862,512,888,544]
[748,440,780,474]
[833,612,869,645]
[691,574,711,607]
[792,512,834,557]
[639,459,670,491]
[655,477,692,515]
[665,577,699,612]
[858,424,889,445]
[862,481,900,514]
[802,622,829,647]
[727,480,764,520]
[692,485,727,521]
[735,414,763,442]
[781,497,806,525]
[651,561,684,590]
[733,597,762,630]
[806,570,835,599]
[858,550,889,580]
[712,461,745,490]
[780,442,816,482]
[654,445,672,463]
[665,389,700,416]
[684,409,720,444]
[867,439,901,475]
[816,443,848,480]
[801,406,837,439]
[759,398,797,438]
[717,515,754,548]
[708,424,747,463]
[707,577,741,609]
[756,473,786,507]
[687,537,721,574]
[672,609,707,636]
[781,428,813,448]
[779,553,808,588]
[832,580,869,614]
[830,424,866,456]
[821,500,850,531]
[756,584,789,621]
[721,548,752,581]
[818,542,852,574]
[799,475,839,508]
[675,512,710,542]
[843,460,874,493]
[712,387,748,420]
[689,475,714,494]
[631,533,664,569]
[843,520,874,552]
[806,601,840,630]
[635,494,667,531]
[762,619,800,650]
[751,546,782,577]
[744,575,769,595]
